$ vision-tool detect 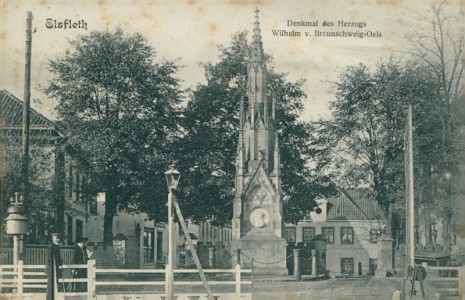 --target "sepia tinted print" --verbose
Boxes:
[1,1,464,299]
